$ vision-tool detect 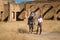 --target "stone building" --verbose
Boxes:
[0,0,60,22]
